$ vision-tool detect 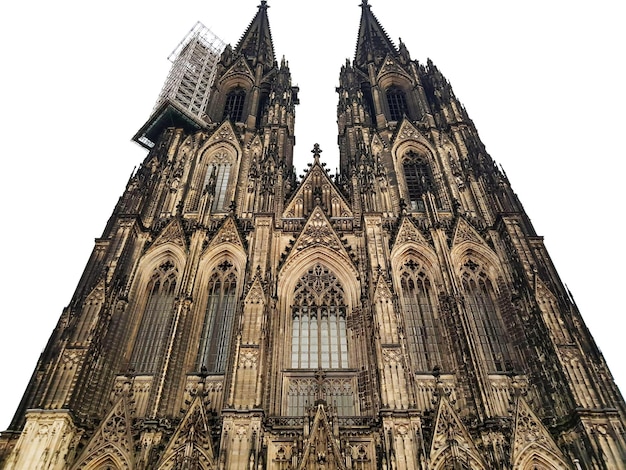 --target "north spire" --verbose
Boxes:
[354,0,398,69]
[235,0,275,70]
